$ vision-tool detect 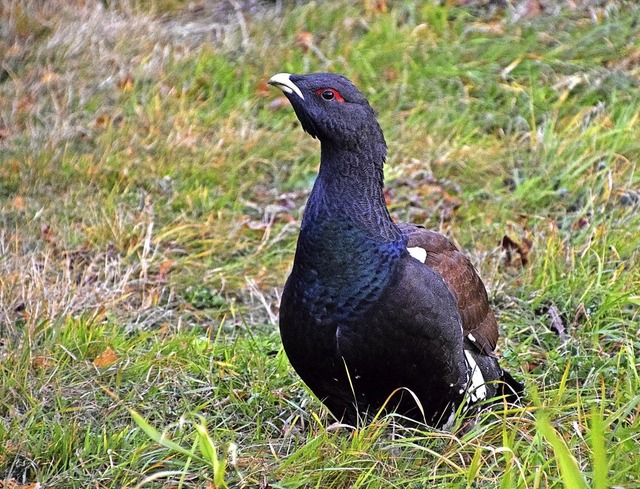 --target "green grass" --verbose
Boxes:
[1,0,639,487]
